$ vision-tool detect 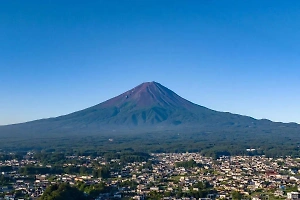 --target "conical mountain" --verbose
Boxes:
[50,81,213,127]
[0,81,299,136]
